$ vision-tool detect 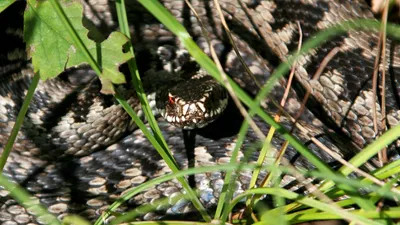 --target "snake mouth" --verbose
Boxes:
[156,75,228,129]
